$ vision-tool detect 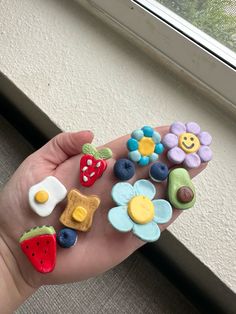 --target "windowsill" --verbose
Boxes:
[1,84,236,314]
[77,0,236,115]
